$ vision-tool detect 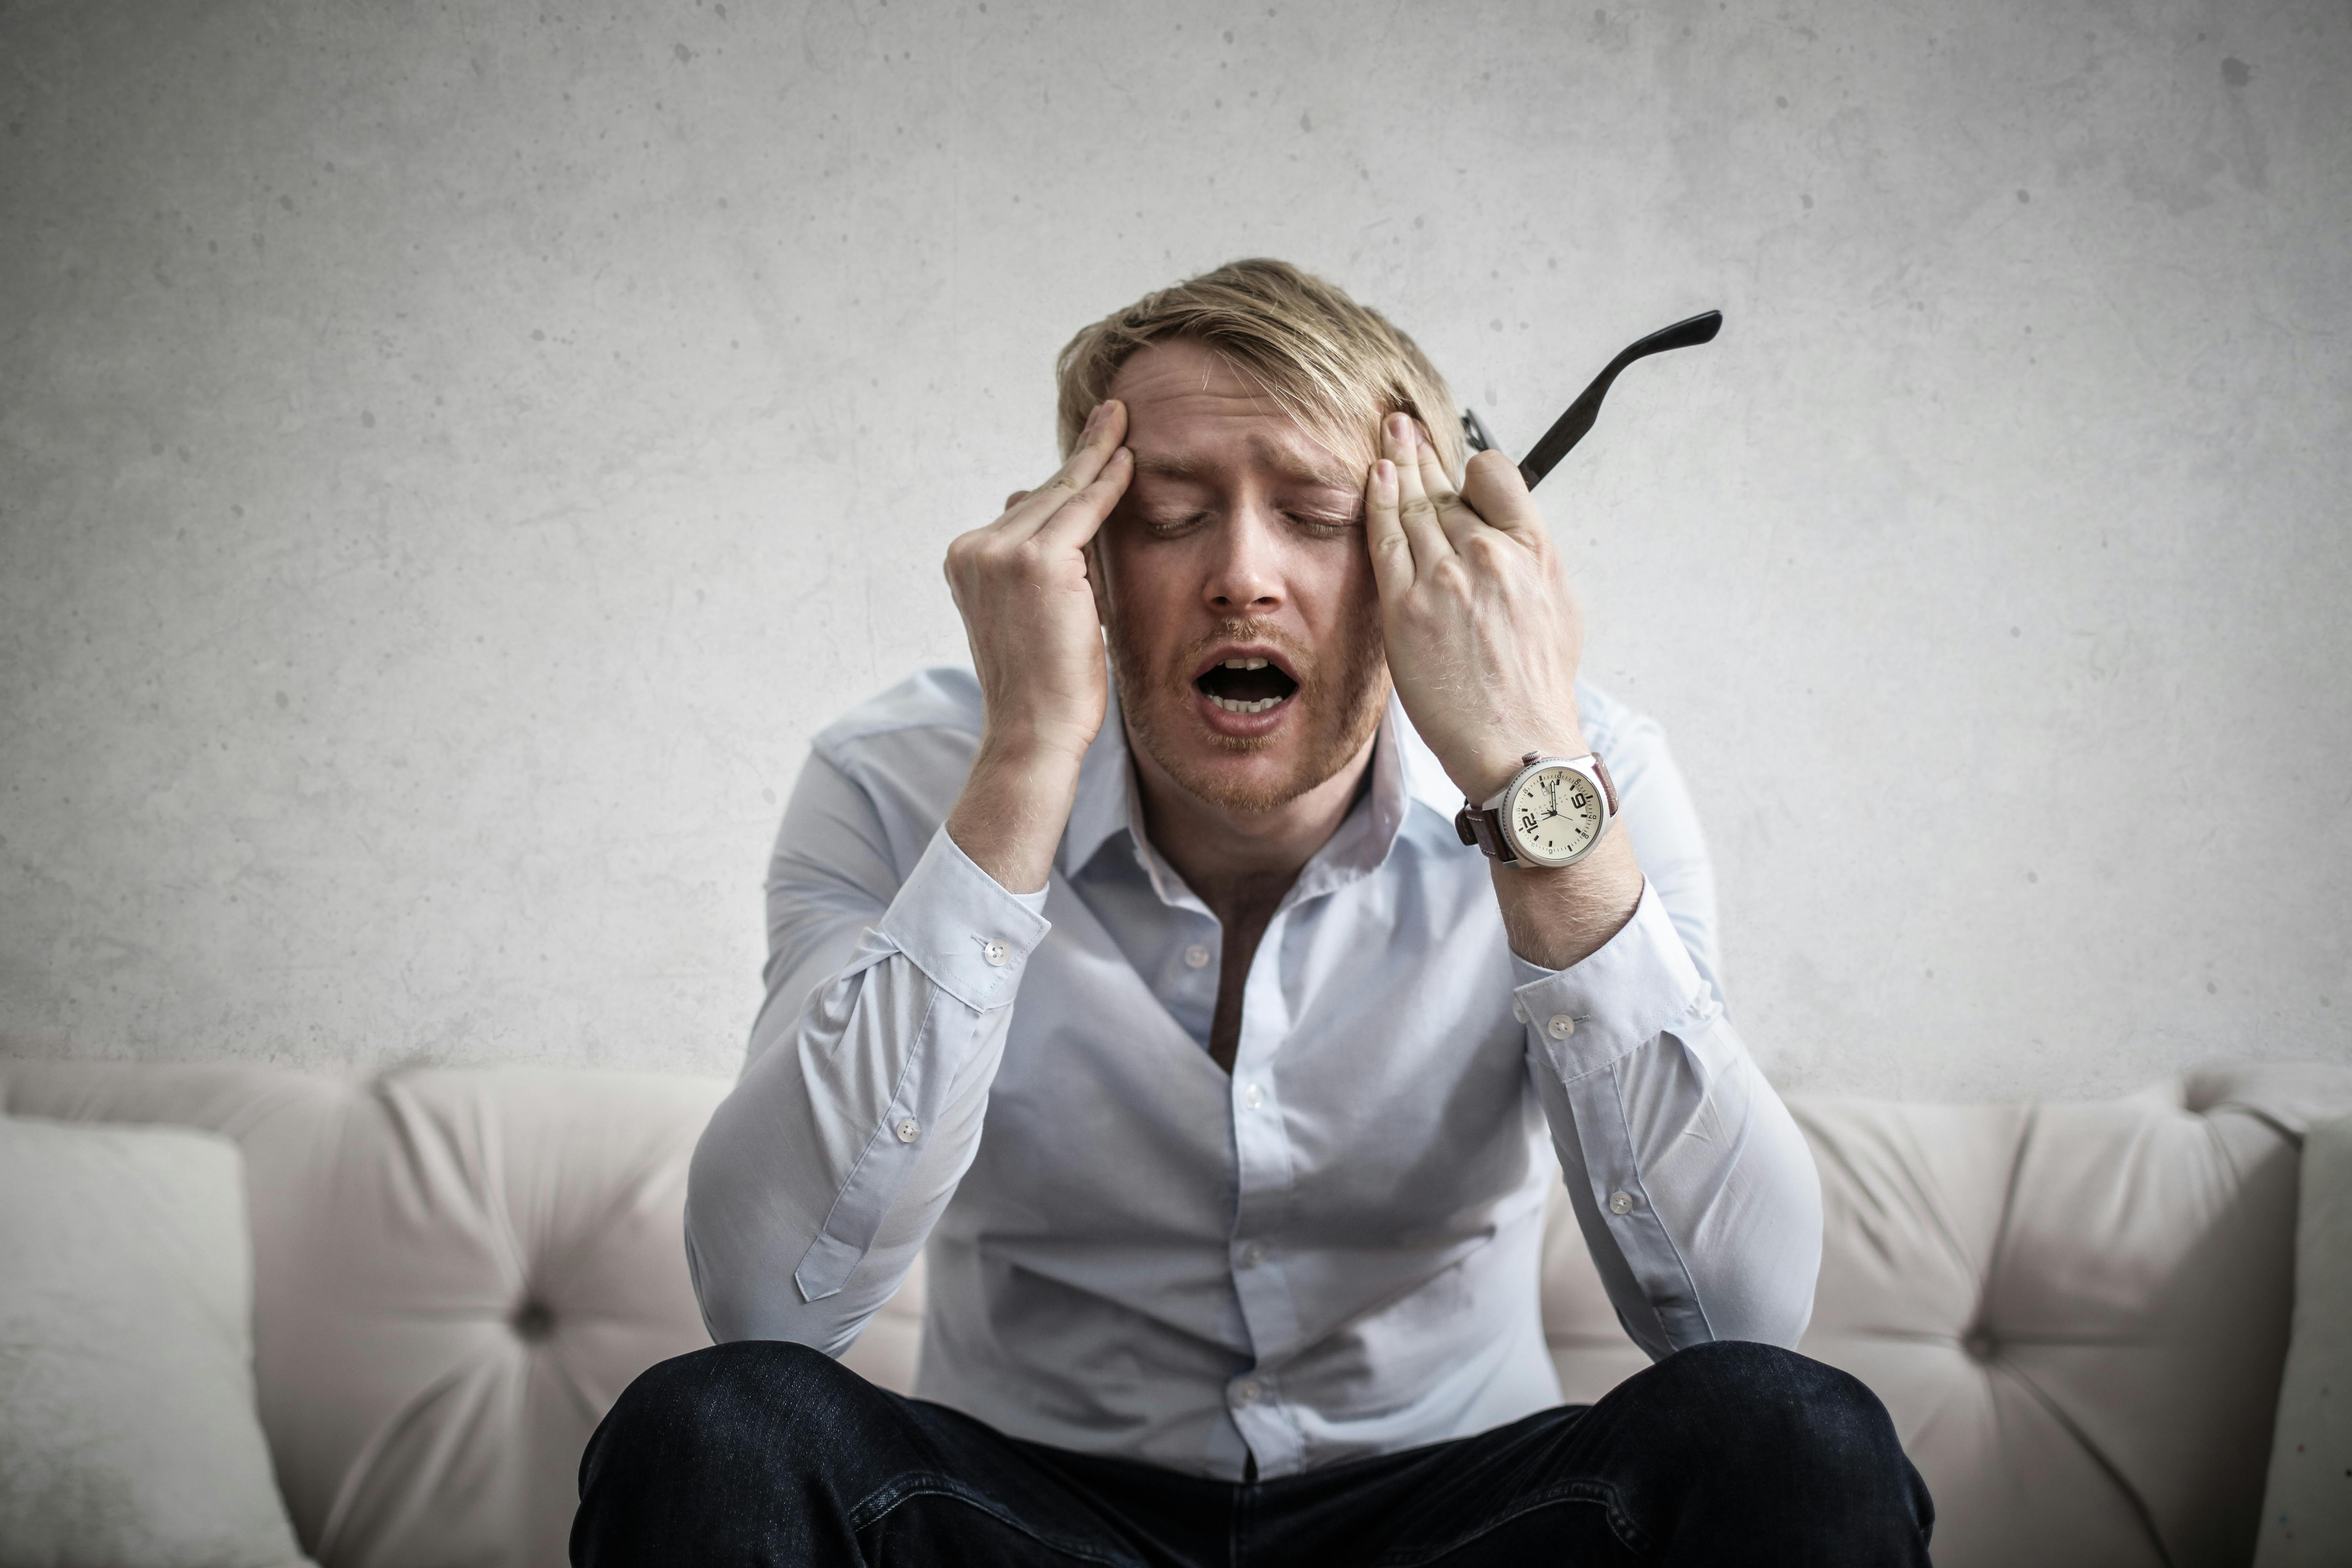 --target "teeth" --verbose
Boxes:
[1209,695,1286,715]
[1220,657,1270,671]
